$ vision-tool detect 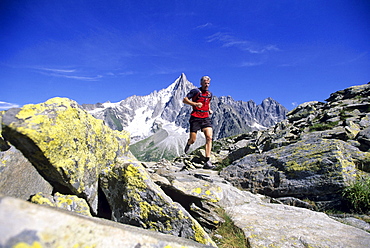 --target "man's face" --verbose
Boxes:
[201,79,210,90]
